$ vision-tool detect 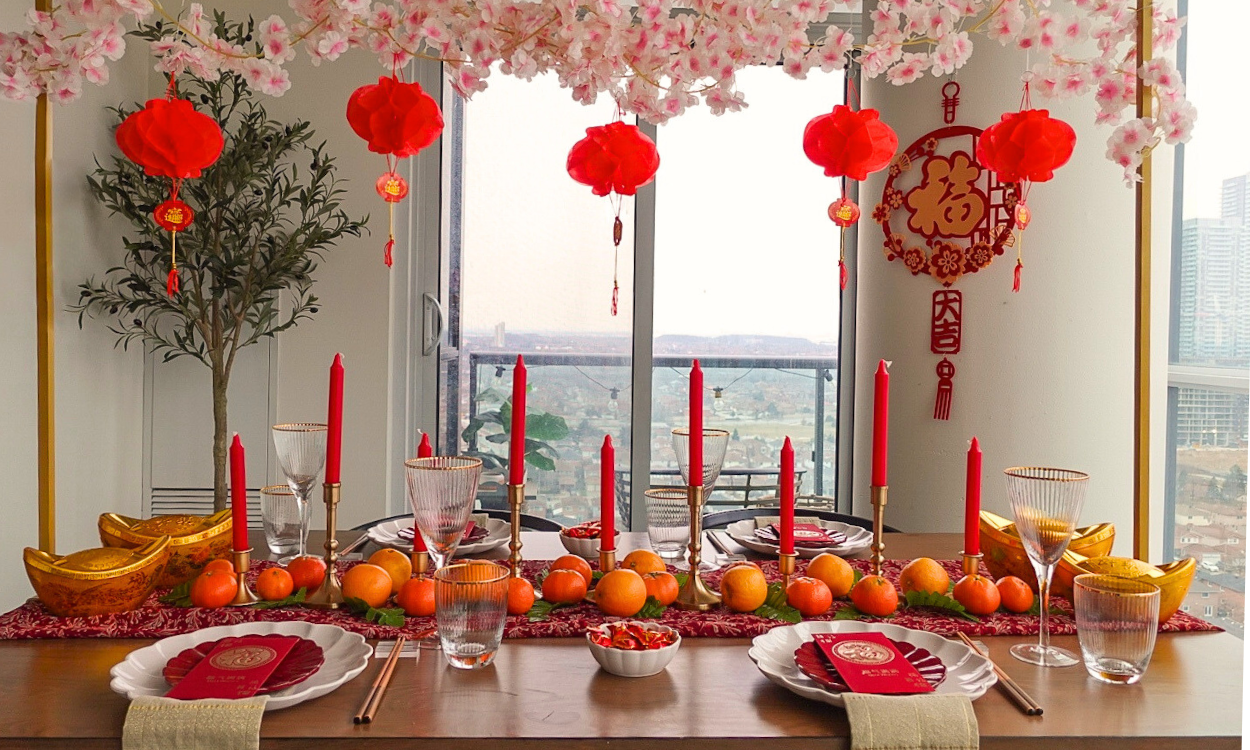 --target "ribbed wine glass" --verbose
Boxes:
[405,457,483,571]
[672,428,730,491]
[271,423,328,560]
[1004,466,1090,667]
